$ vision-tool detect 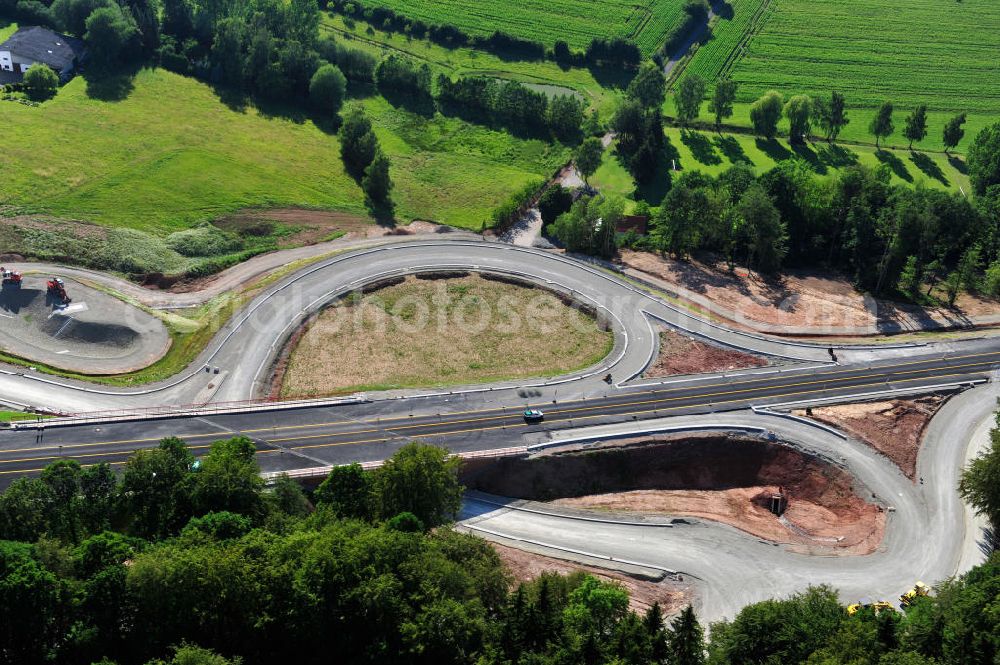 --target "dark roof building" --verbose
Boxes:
[0,26,86,82]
